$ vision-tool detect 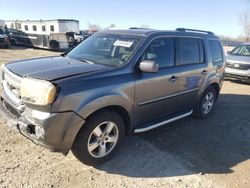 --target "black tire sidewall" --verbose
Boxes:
[72,111,125,166]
